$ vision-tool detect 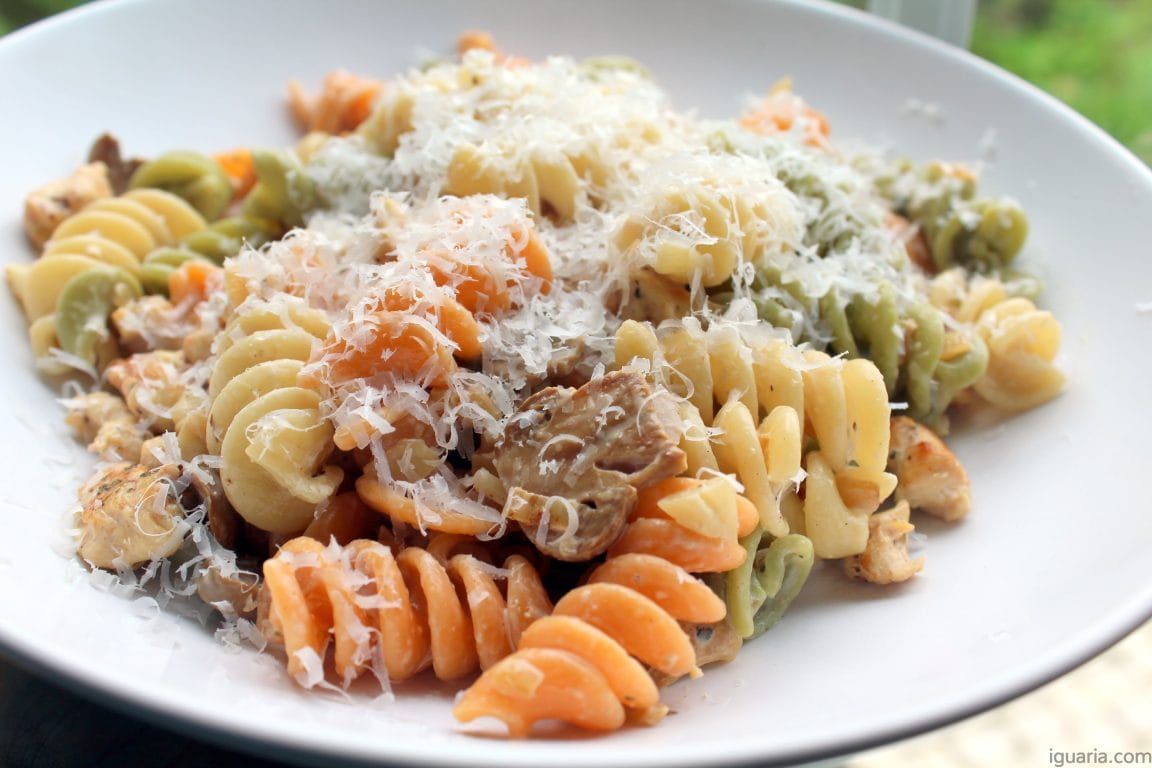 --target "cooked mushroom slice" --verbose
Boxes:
[87,133,142,195]
[187,465,241,551]
[195,560,261,617]
[75,462,188,570]
[494,370,687,561]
